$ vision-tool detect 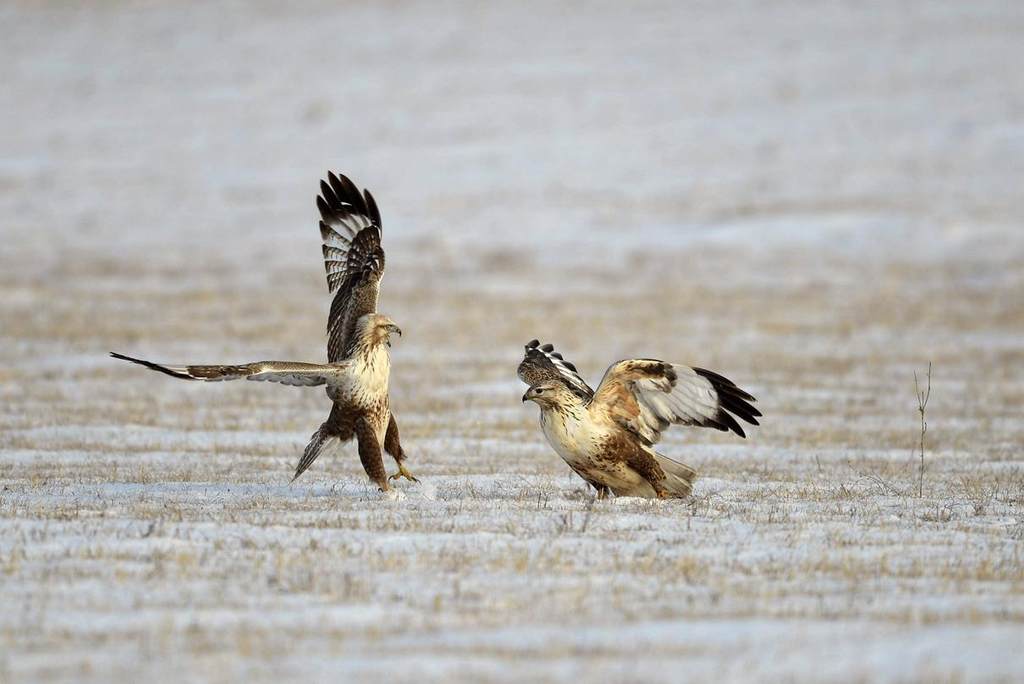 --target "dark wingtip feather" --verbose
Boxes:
[364,189,381,227]
[316,194,332,219]
[696,368,757,403]
[719,392,762,425]
[332,173,369,215]
[110,352,193,380]
[518,340,594,402]
[693,367,762,432]
[718,410,746,438]
[319,180,339,208]
[327,171,342,192]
